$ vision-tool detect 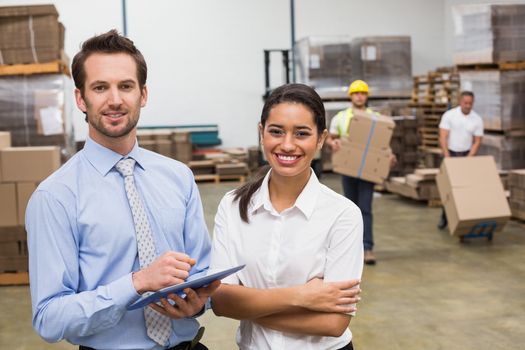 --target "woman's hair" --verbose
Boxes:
[233,83,326,222]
